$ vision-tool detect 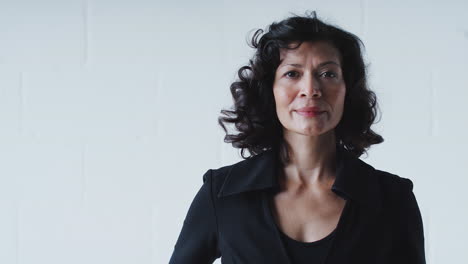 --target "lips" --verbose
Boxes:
[295,106,326,117]
[296,106,323,112]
